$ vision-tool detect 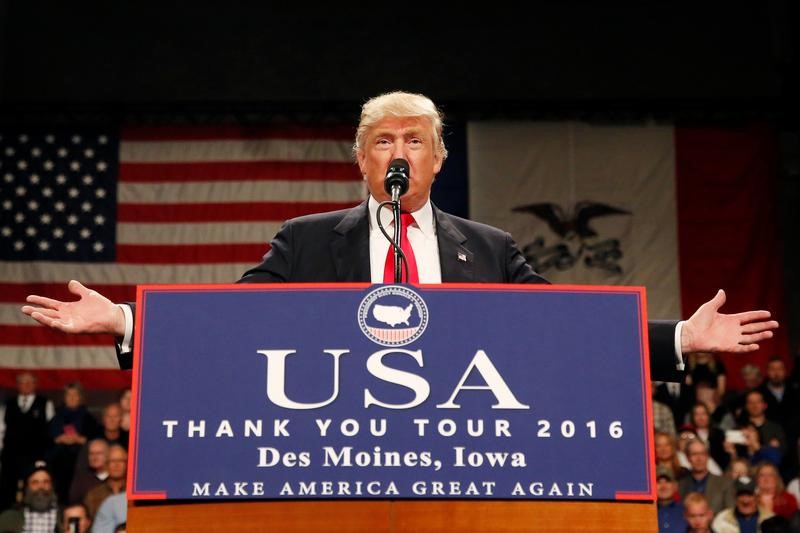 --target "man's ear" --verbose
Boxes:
[356,150,366,178]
